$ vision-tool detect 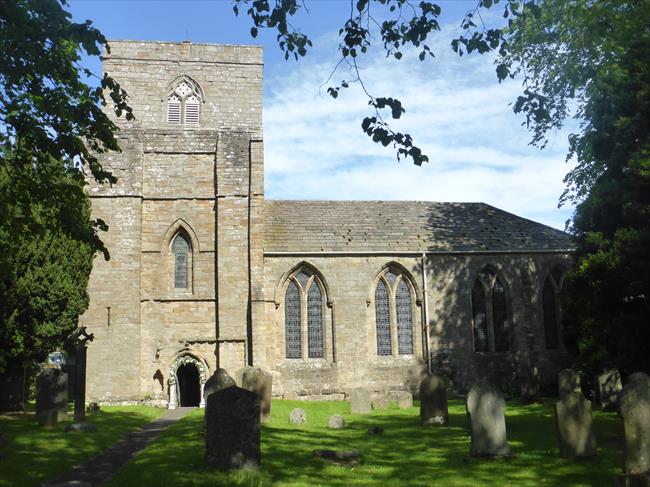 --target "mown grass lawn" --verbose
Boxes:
[105,399,623,487]
[0,405,164,487]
